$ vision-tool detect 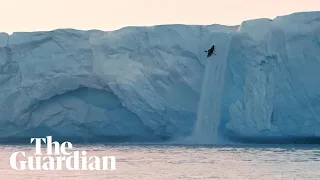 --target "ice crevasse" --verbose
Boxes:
[0,11,319,143]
